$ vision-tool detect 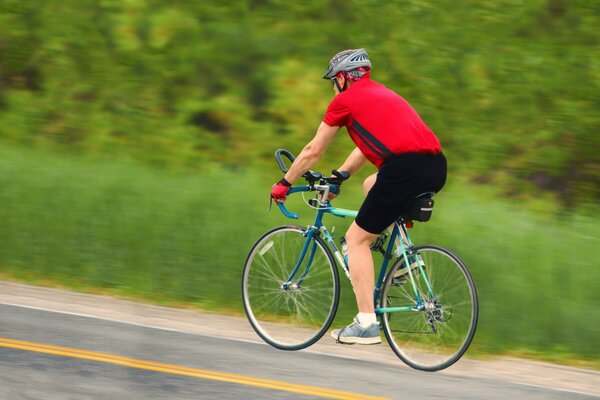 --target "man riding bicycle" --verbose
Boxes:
[270,48,447,344]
